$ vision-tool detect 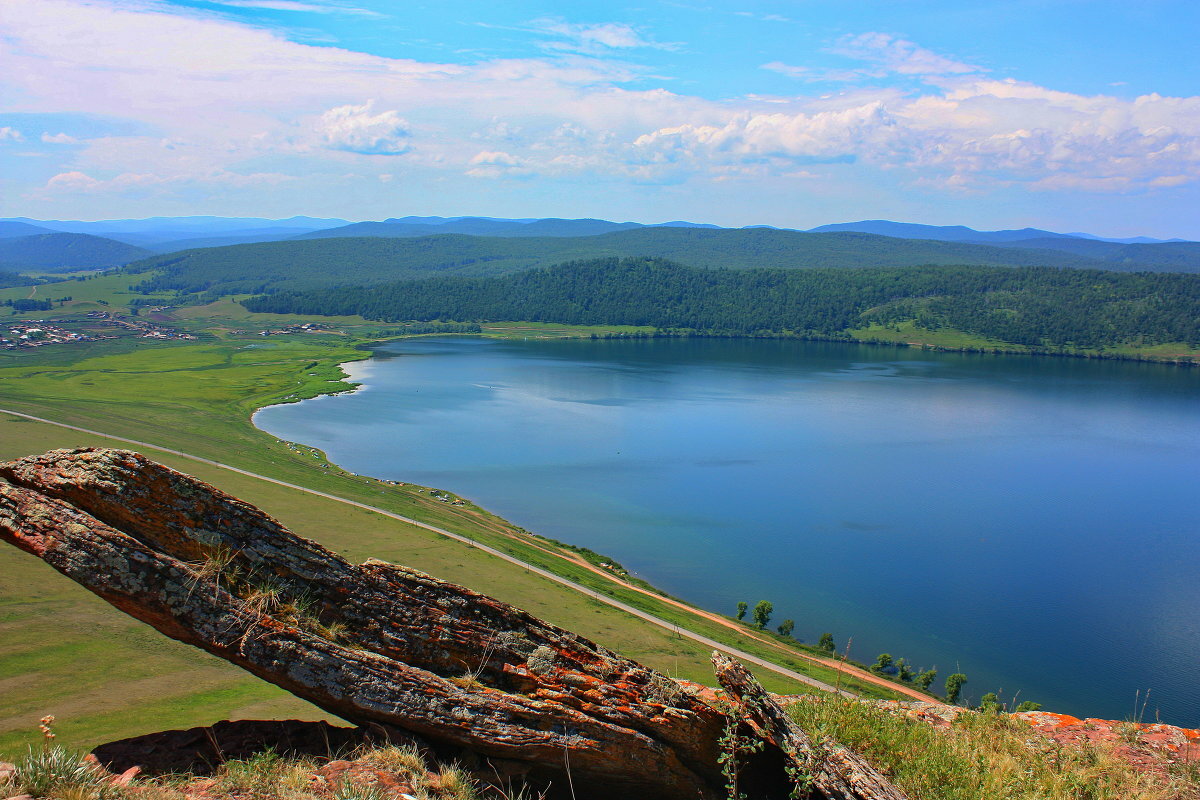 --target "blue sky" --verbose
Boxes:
[1,0,1198,237]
